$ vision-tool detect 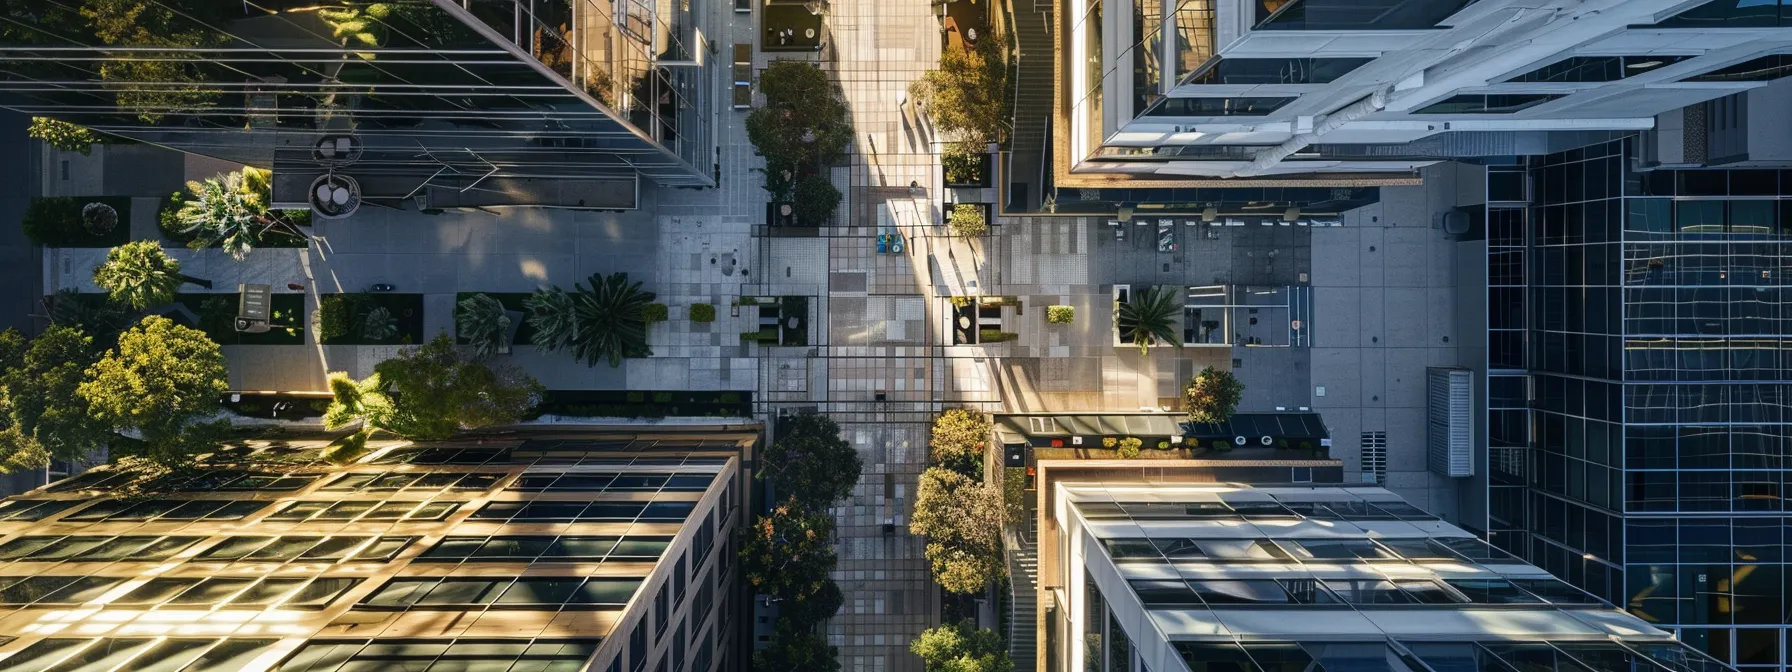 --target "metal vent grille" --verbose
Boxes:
[1361,432,1388,485]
